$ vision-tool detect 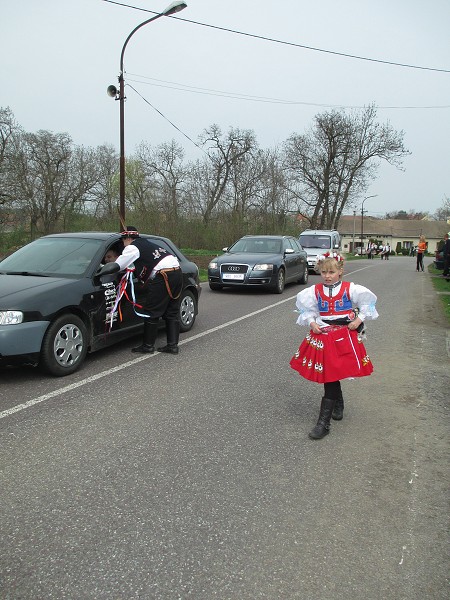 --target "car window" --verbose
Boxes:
[0,237,104,277]
[101,243,123,265]
[282,238,292,252]
[230,238,281,253]
[290,239,302,252]
[267,240,282,253]
[299,235,331,249]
